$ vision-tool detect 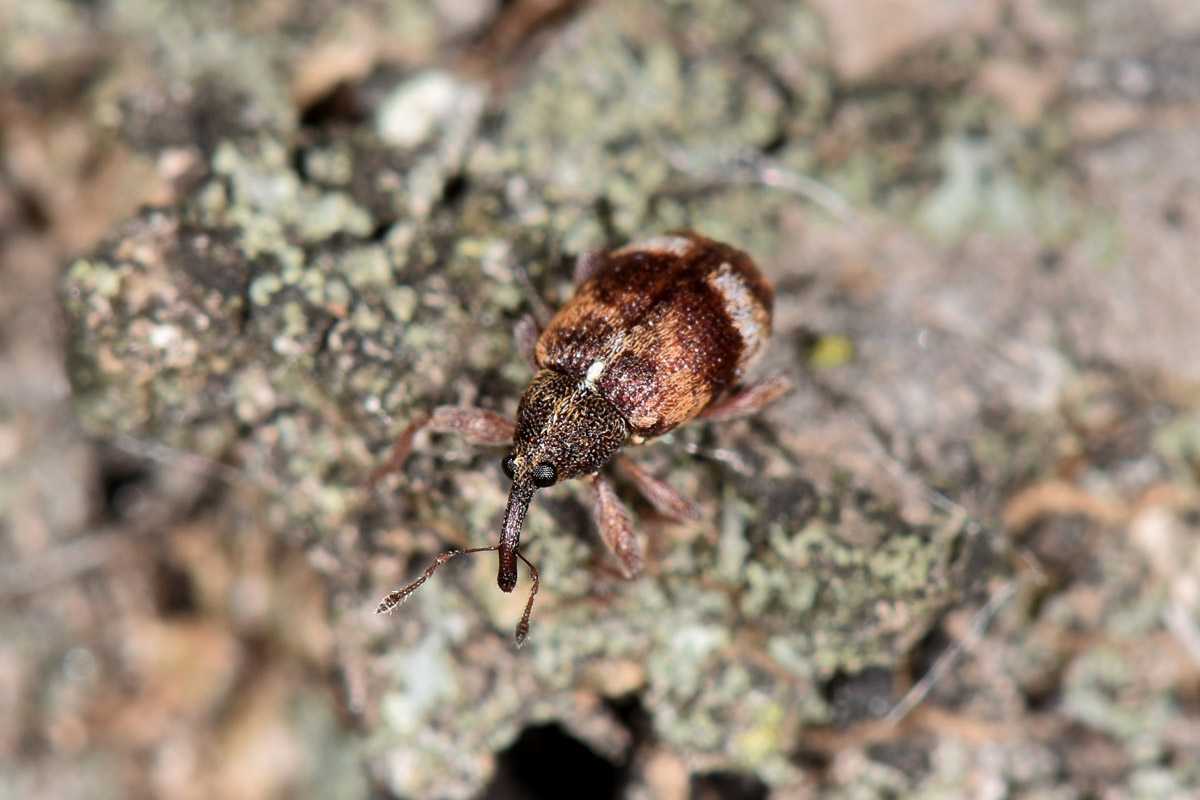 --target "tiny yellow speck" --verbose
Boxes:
[807,334,855,369]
